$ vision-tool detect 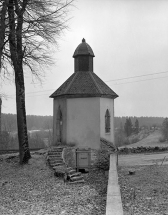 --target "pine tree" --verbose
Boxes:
[135,119,139,134]
[124,117,132,137]
[162,118,168,140]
